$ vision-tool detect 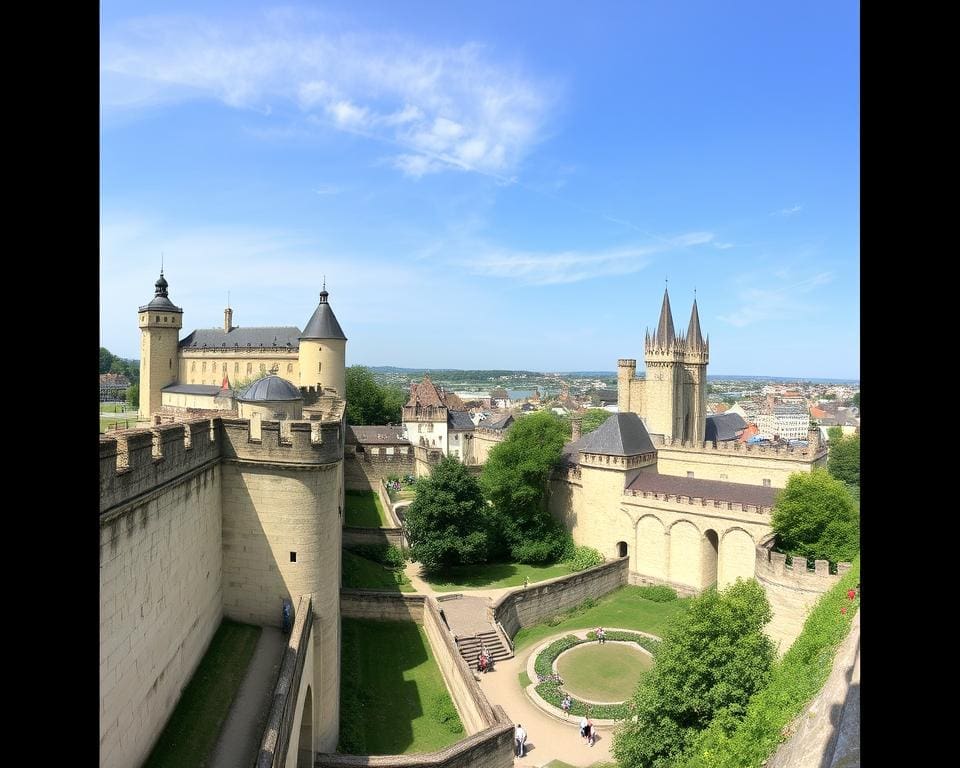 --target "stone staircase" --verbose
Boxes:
[456,629,512,671]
